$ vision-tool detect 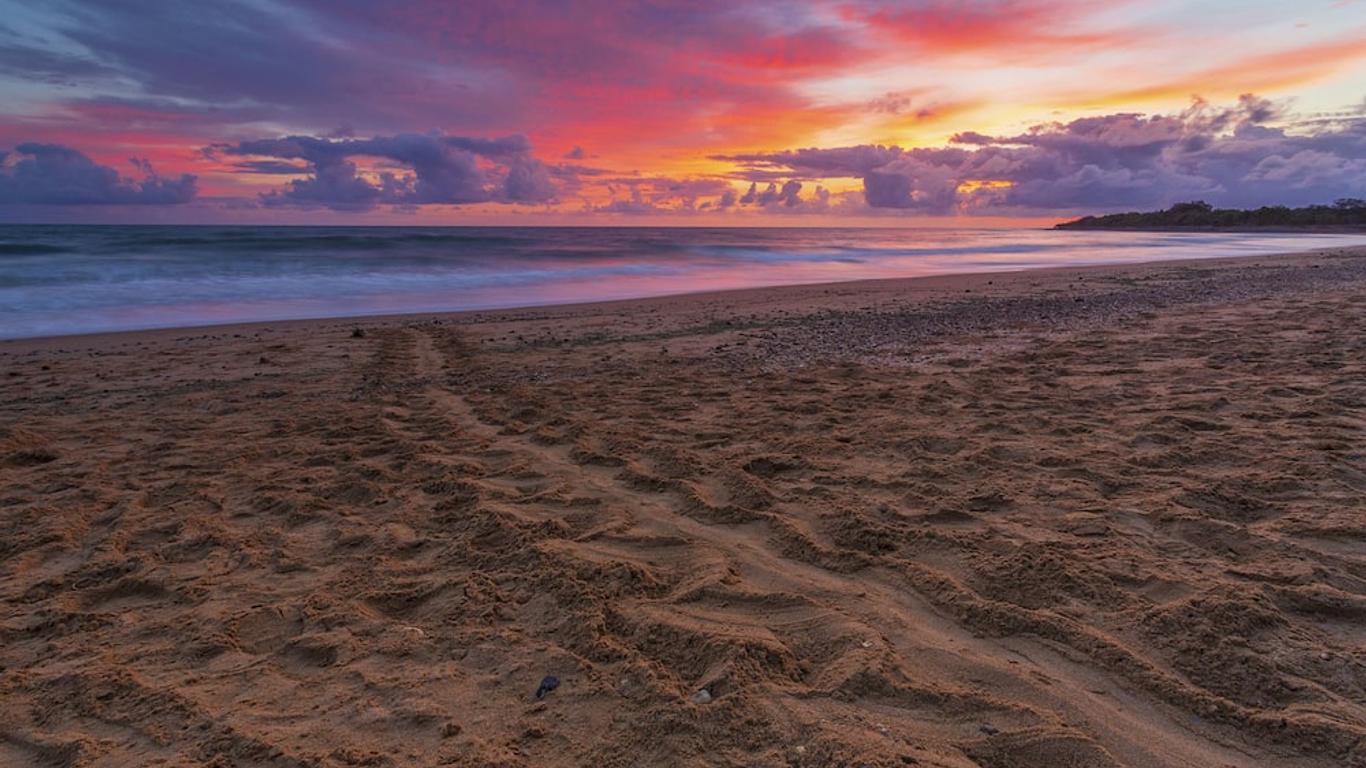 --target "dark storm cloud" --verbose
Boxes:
[0,143,196,205]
